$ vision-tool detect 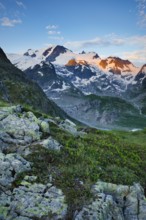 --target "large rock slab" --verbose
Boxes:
[0,114,40,141]
[75,181,146,220]
[0,176,67,220]
[0,106,50,152]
